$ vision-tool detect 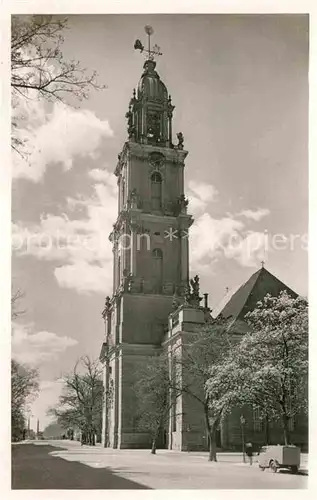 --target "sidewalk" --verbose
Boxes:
[182,450,308,474]
[167,450,308,473]
[28,440,307,489]
[40,440,308,474]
